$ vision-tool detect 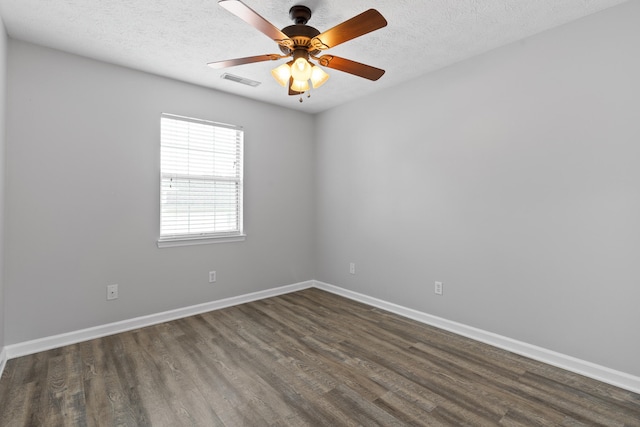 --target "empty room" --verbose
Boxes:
[0,0,639,425]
